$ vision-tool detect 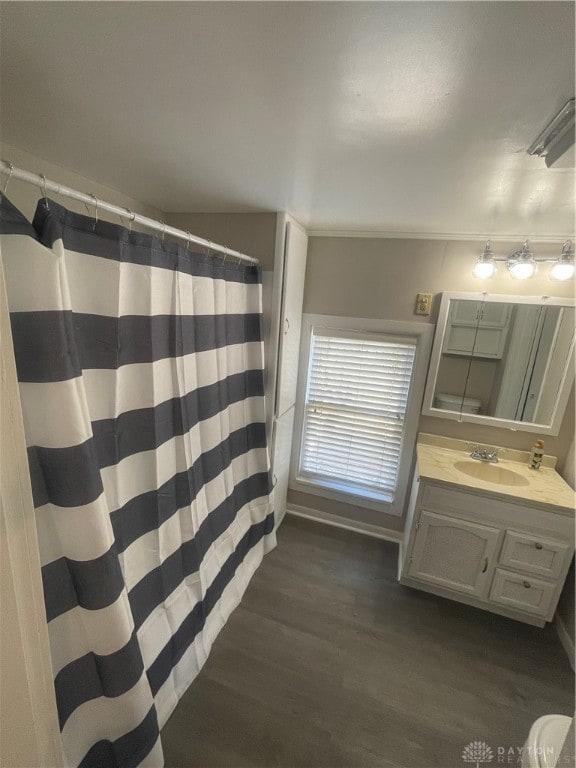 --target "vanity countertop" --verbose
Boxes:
[416,434,575,513]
